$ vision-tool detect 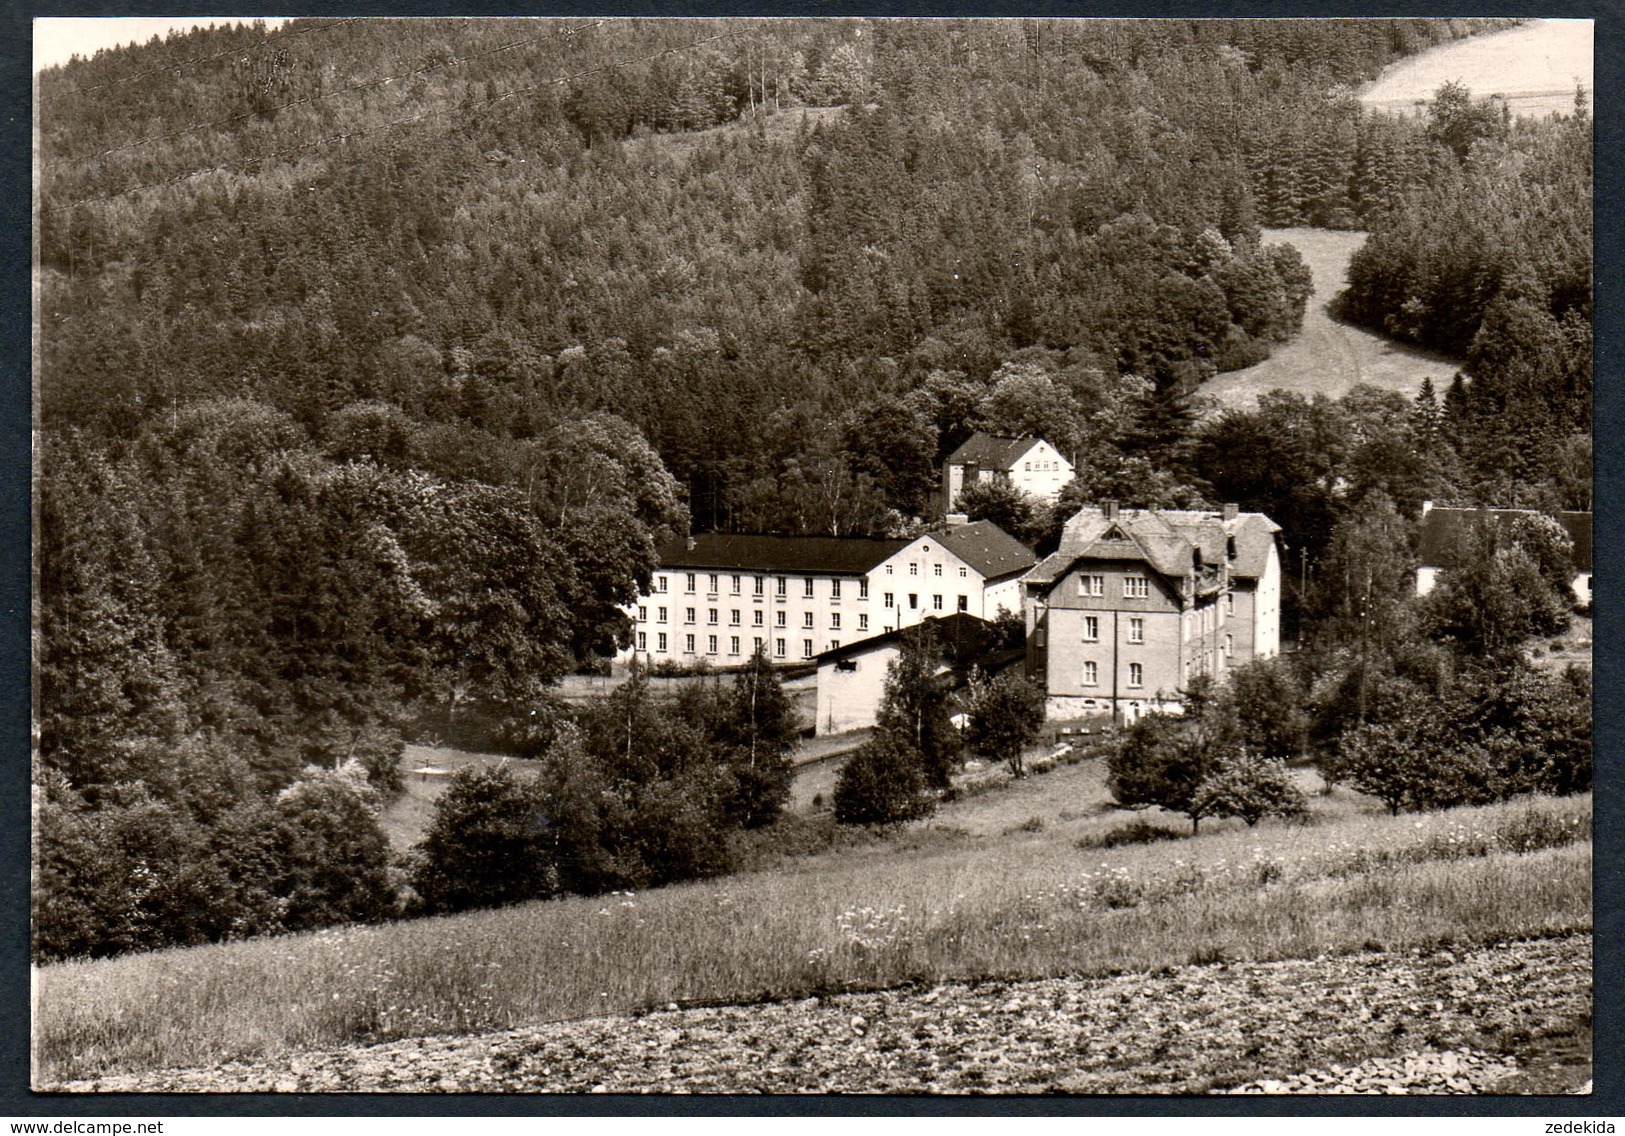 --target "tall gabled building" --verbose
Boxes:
[1022,502,1281,722]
